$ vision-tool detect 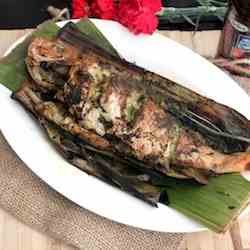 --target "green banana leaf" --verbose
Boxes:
[0,21,59,91]
[75,18,119,57]
[0,19,117,91]
[0,18,250,233]
[153,174,250,232]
